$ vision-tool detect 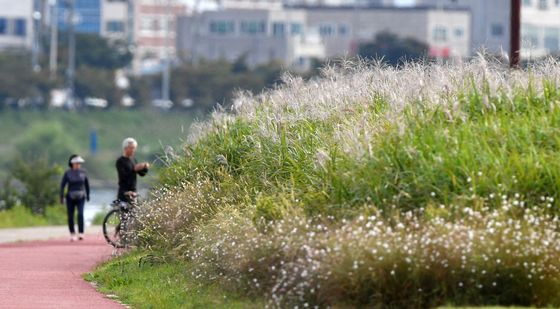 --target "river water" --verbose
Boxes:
[84,188,116,225]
